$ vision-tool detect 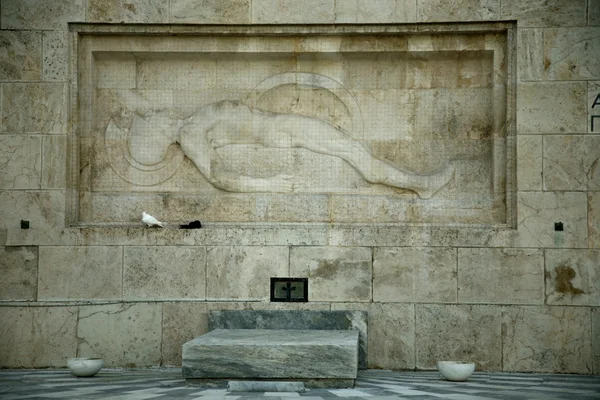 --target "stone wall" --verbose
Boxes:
[0,0,599,374]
